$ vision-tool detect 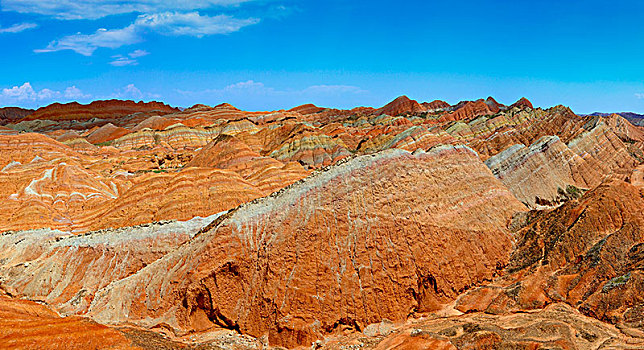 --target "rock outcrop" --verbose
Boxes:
[1,95,642,349]
[510,97,533,110]
[456,180,644,335]
[87,146,525,347]
[21,100,178,122]
[0,294,142,350]
[376,95,426,116]
[0,106,33,125]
